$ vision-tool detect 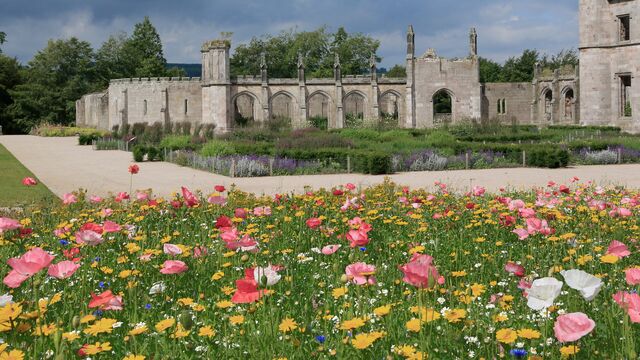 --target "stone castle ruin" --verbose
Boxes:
[76,0,639,133]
